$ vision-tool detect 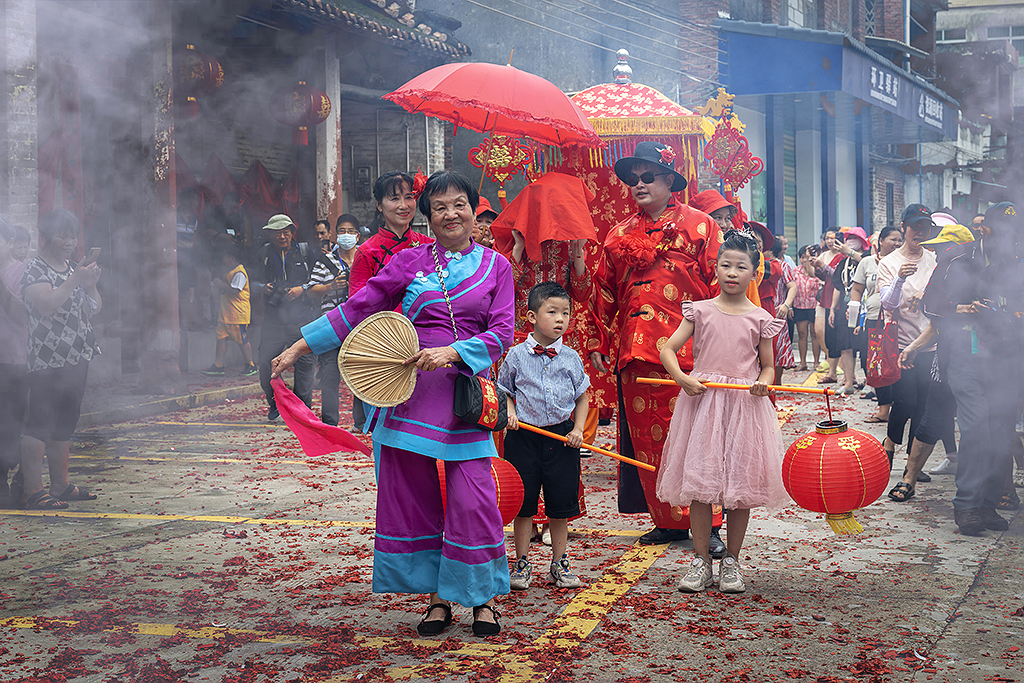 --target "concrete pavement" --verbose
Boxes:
[0,369,1022,682]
